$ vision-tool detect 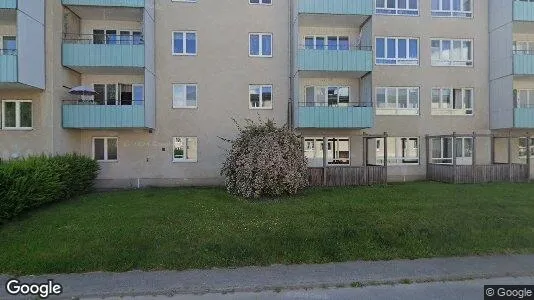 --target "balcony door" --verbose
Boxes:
[2,36,16,55]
